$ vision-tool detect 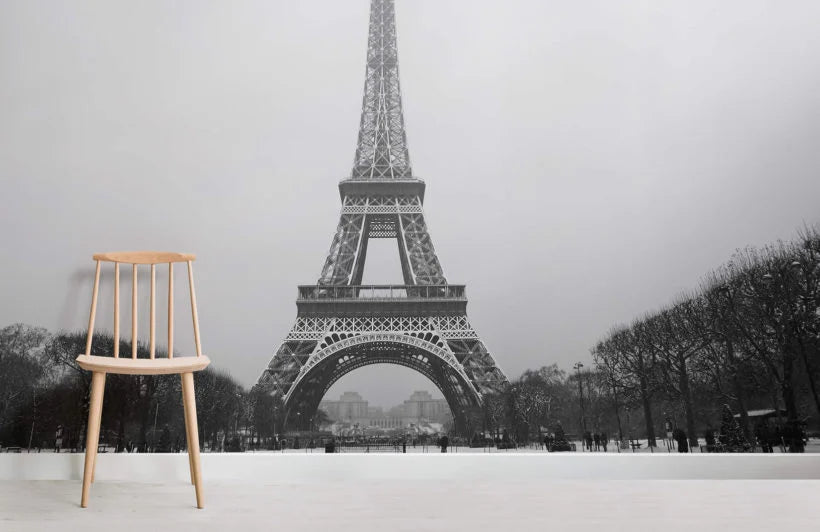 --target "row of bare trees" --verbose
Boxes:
[473,227,818,449]
[593,227,820,447]
[0,326,284,451]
